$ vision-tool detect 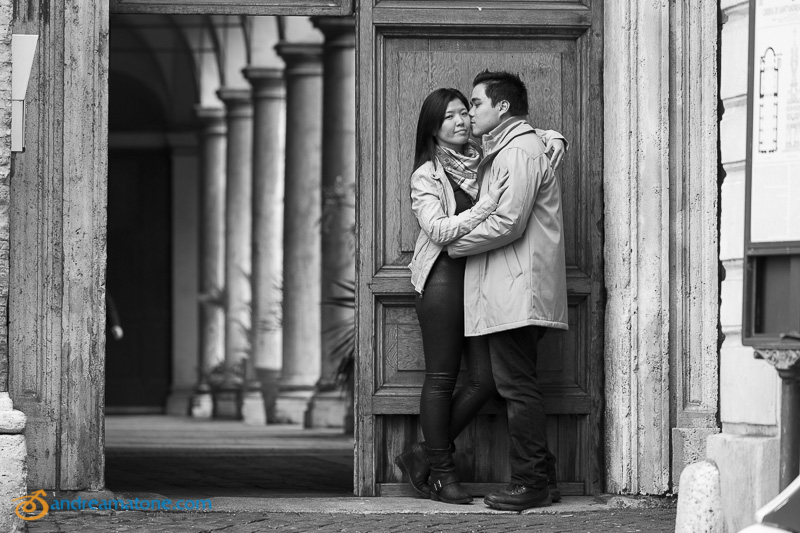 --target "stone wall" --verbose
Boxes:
[9,0,108,491]
[706,0,781,530]
[0,0,9,394]
[0,2,28,532]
